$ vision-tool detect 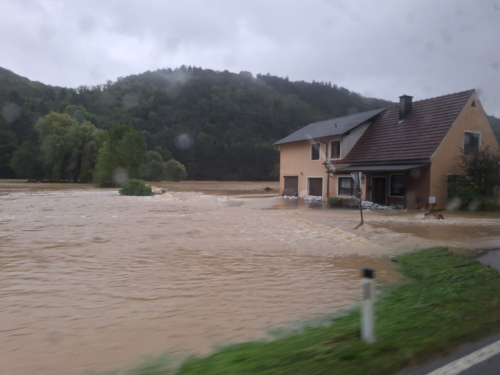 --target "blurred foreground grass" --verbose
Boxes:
[121,247,500,375]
